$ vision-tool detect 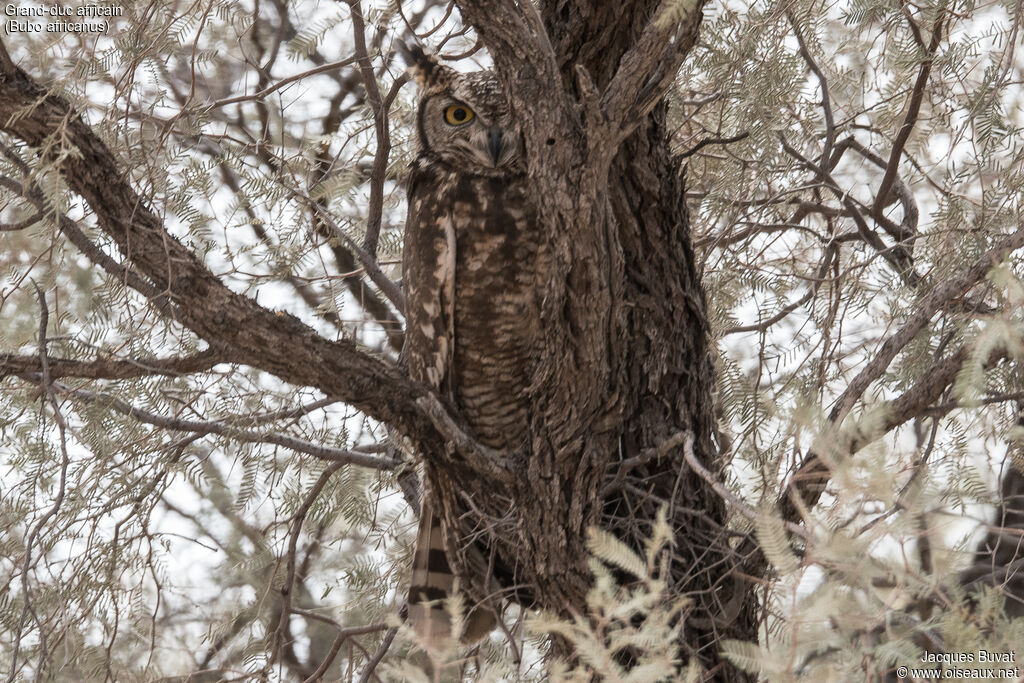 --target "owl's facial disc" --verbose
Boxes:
[420,93,520,173]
